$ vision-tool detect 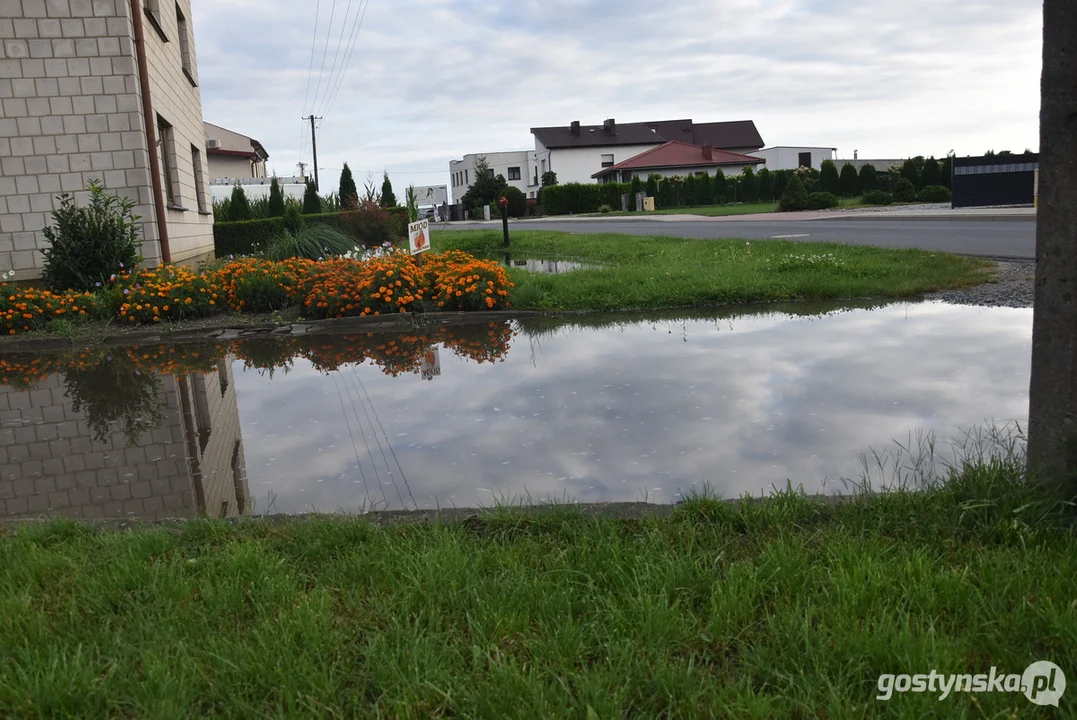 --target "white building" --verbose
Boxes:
[747,146,837,171]
[209,176,306,203]
[449,151,539,204]
[204,122,268,180]
[531,118,765,186]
